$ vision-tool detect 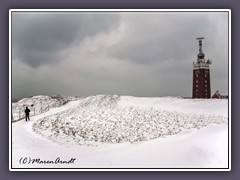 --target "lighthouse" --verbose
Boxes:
[192,37,212,98]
